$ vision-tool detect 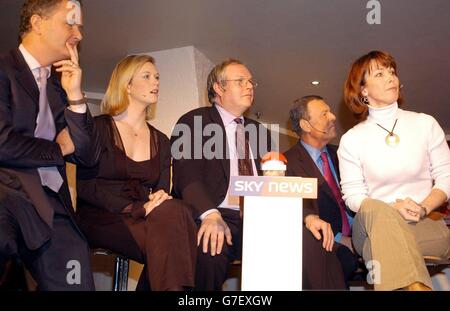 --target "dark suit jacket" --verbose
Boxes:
[170,105,316,220]
[170,105,269,219]
[0,48,100,250]
[284,141,353,236]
